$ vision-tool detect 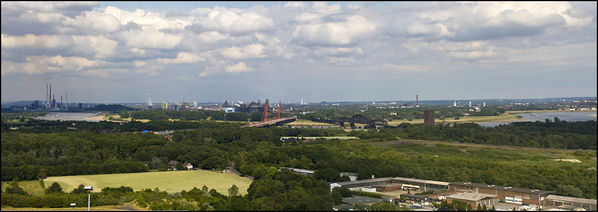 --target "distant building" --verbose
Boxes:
[446,192,497,209]
[279,167,314,177]
[223,107,235,113]
[544,195,597,211]
[161,101,168,110]
[449,182,554,205]
[424,111,434,126]
[184,162,194,170]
